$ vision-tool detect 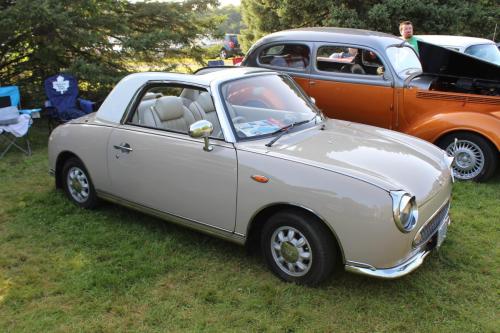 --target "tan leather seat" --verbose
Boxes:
[132,99,158,127]
[152,96,195,133]
[189,92,223,138]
